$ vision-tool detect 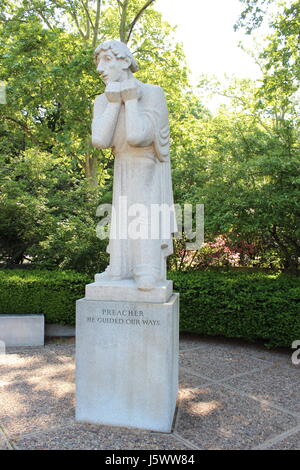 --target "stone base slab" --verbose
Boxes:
[76,293,179,432]
[86,277,173,303]
[0,314,44,347]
